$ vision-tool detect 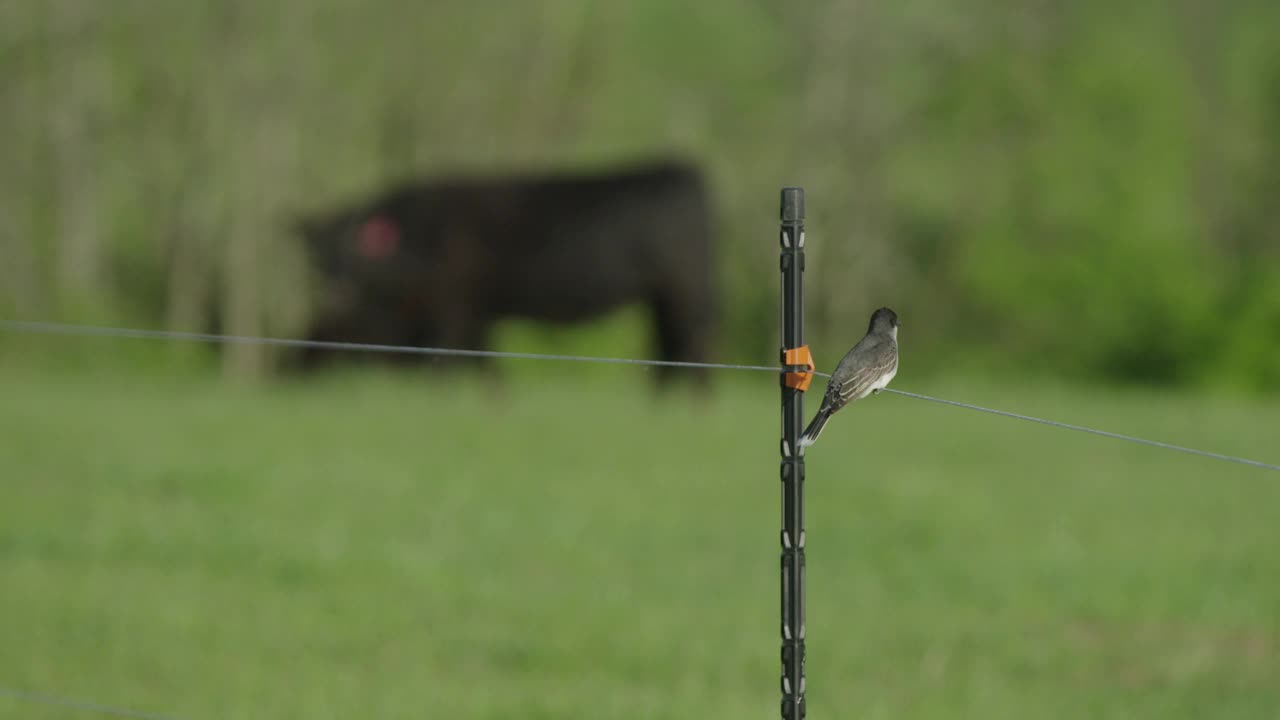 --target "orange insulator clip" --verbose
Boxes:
[782,345,815,392]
